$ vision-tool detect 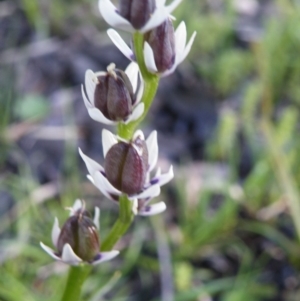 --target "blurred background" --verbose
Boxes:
[1,0,300,300]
